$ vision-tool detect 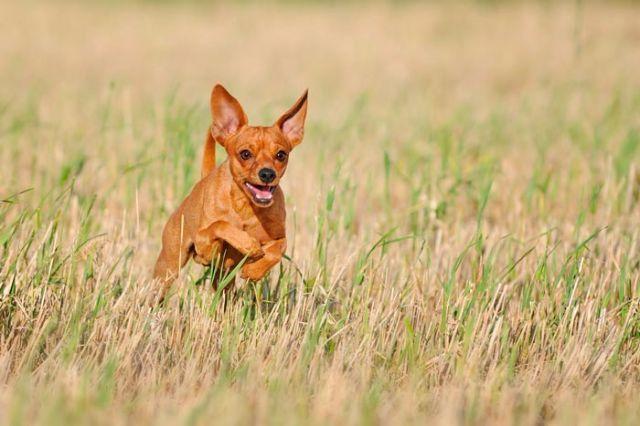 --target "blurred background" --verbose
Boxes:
[2,0,639,234]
